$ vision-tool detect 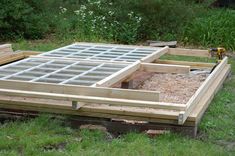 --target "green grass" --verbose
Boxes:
[0,115,231,156]
[0,42,235,155]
